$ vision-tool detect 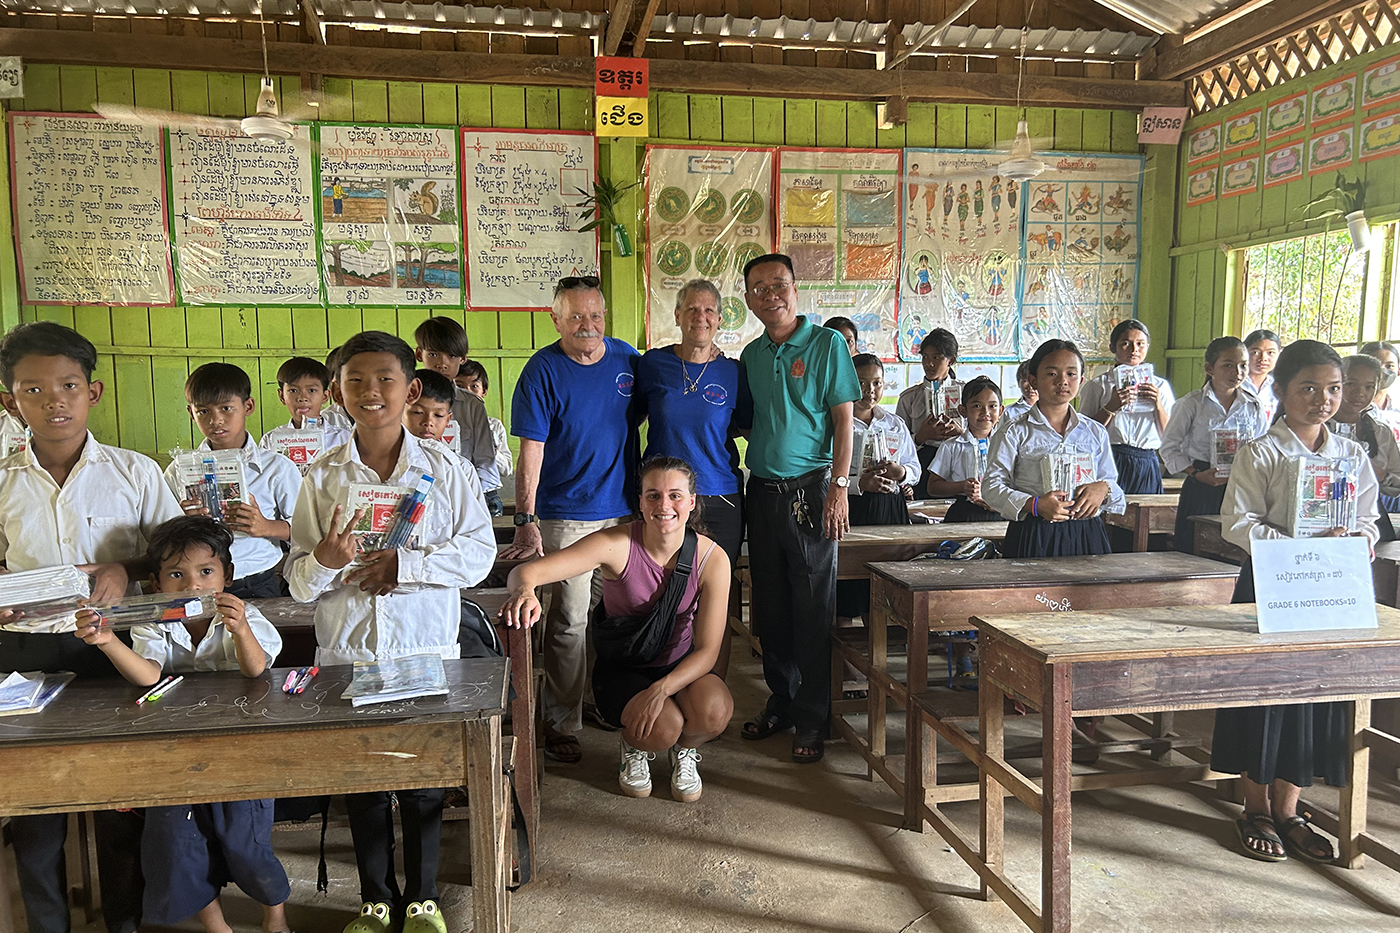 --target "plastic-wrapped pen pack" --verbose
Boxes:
[346,473,437,553]
[170,448,249,522]
[0,565,93,629]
